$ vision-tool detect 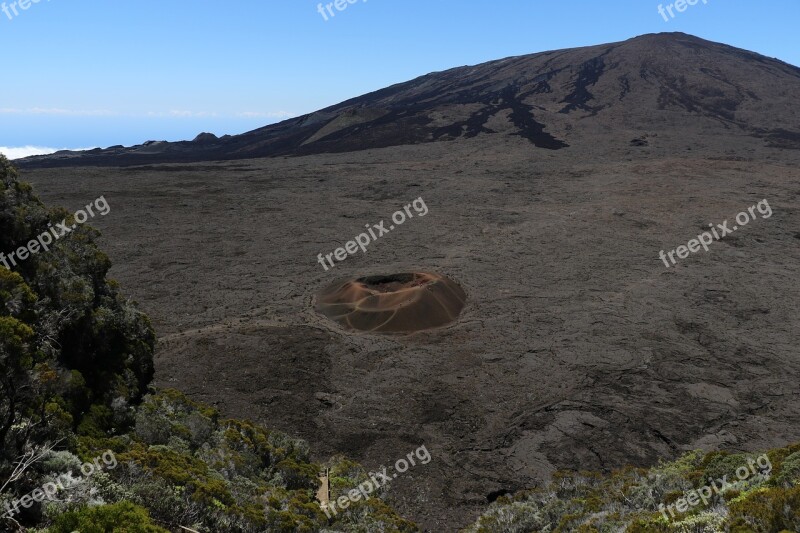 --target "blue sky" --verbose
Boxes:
[0,0,797,157]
